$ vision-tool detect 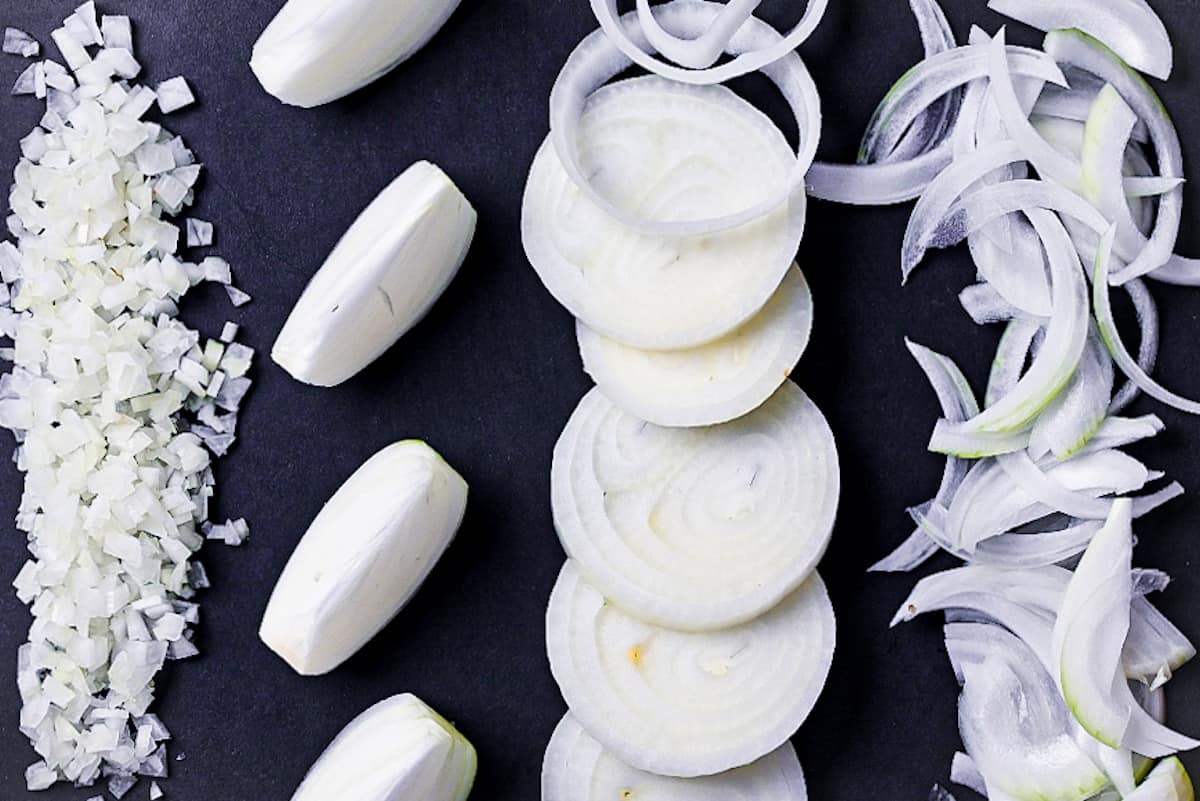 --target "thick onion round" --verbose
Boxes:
[542,714,809,801]
[552,380,839,630]
[577,264,813,428]
[546,561,835,777]
[524,76,804,350]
